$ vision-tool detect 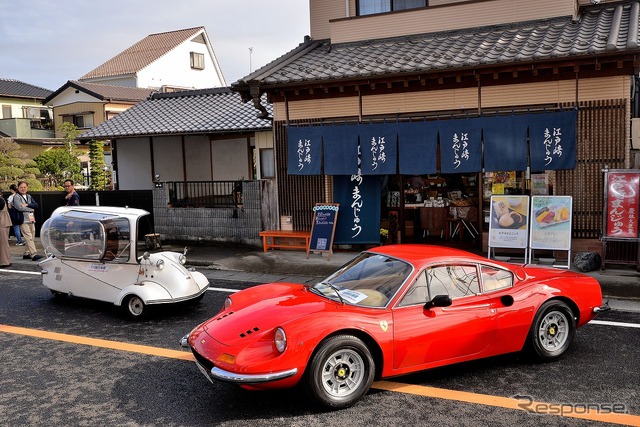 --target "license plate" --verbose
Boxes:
[195,361,214,383]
